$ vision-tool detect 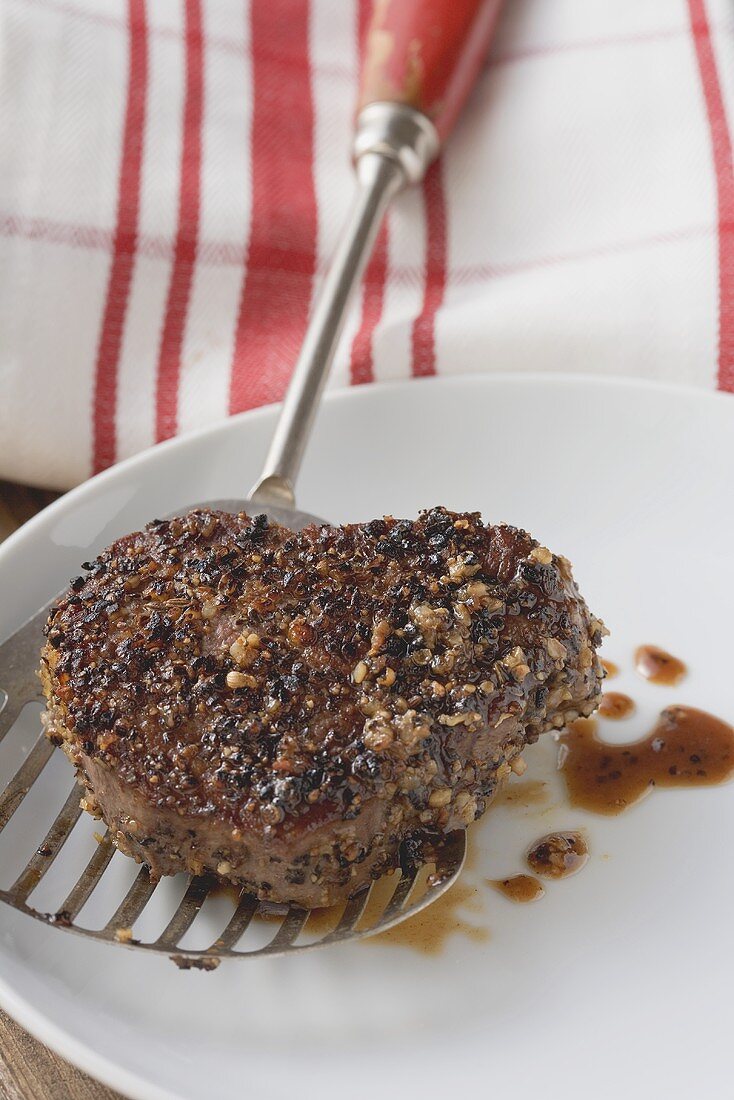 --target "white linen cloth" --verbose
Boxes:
[0,0,732,490]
